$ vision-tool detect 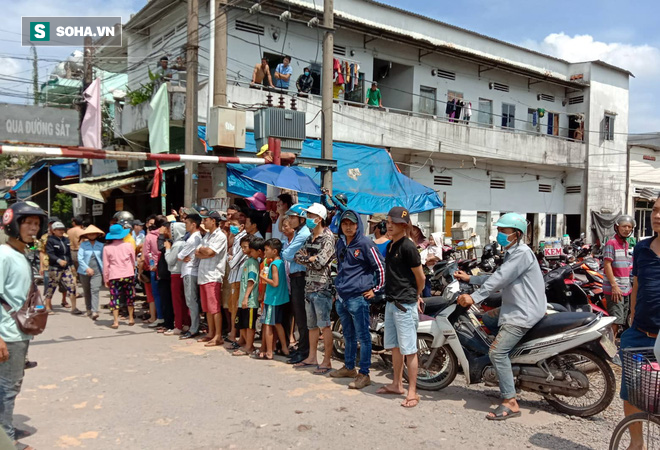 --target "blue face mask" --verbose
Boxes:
[306,218,318,230]
[229,225,240,235]
[304,71,310,76]
[497,232,512,248]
